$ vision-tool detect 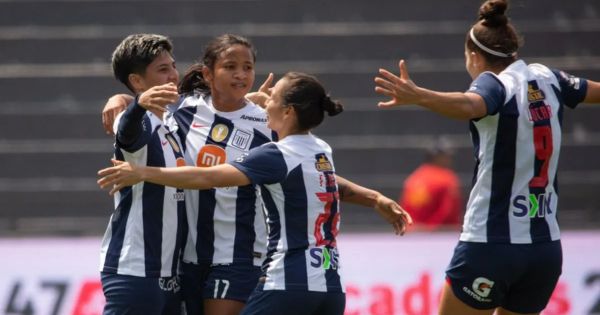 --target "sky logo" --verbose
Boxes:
[512,192,553,218]
[309,247,339,270]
